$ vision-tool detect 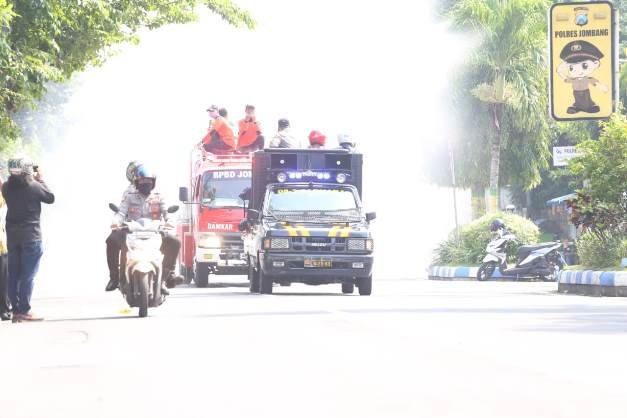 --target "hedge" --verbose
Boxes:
[434,213,540,265]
